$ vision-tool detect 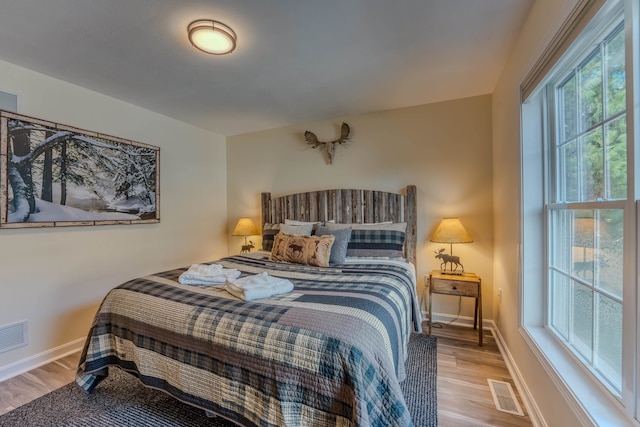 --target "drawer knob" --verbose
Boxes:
[452,286,457,290]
